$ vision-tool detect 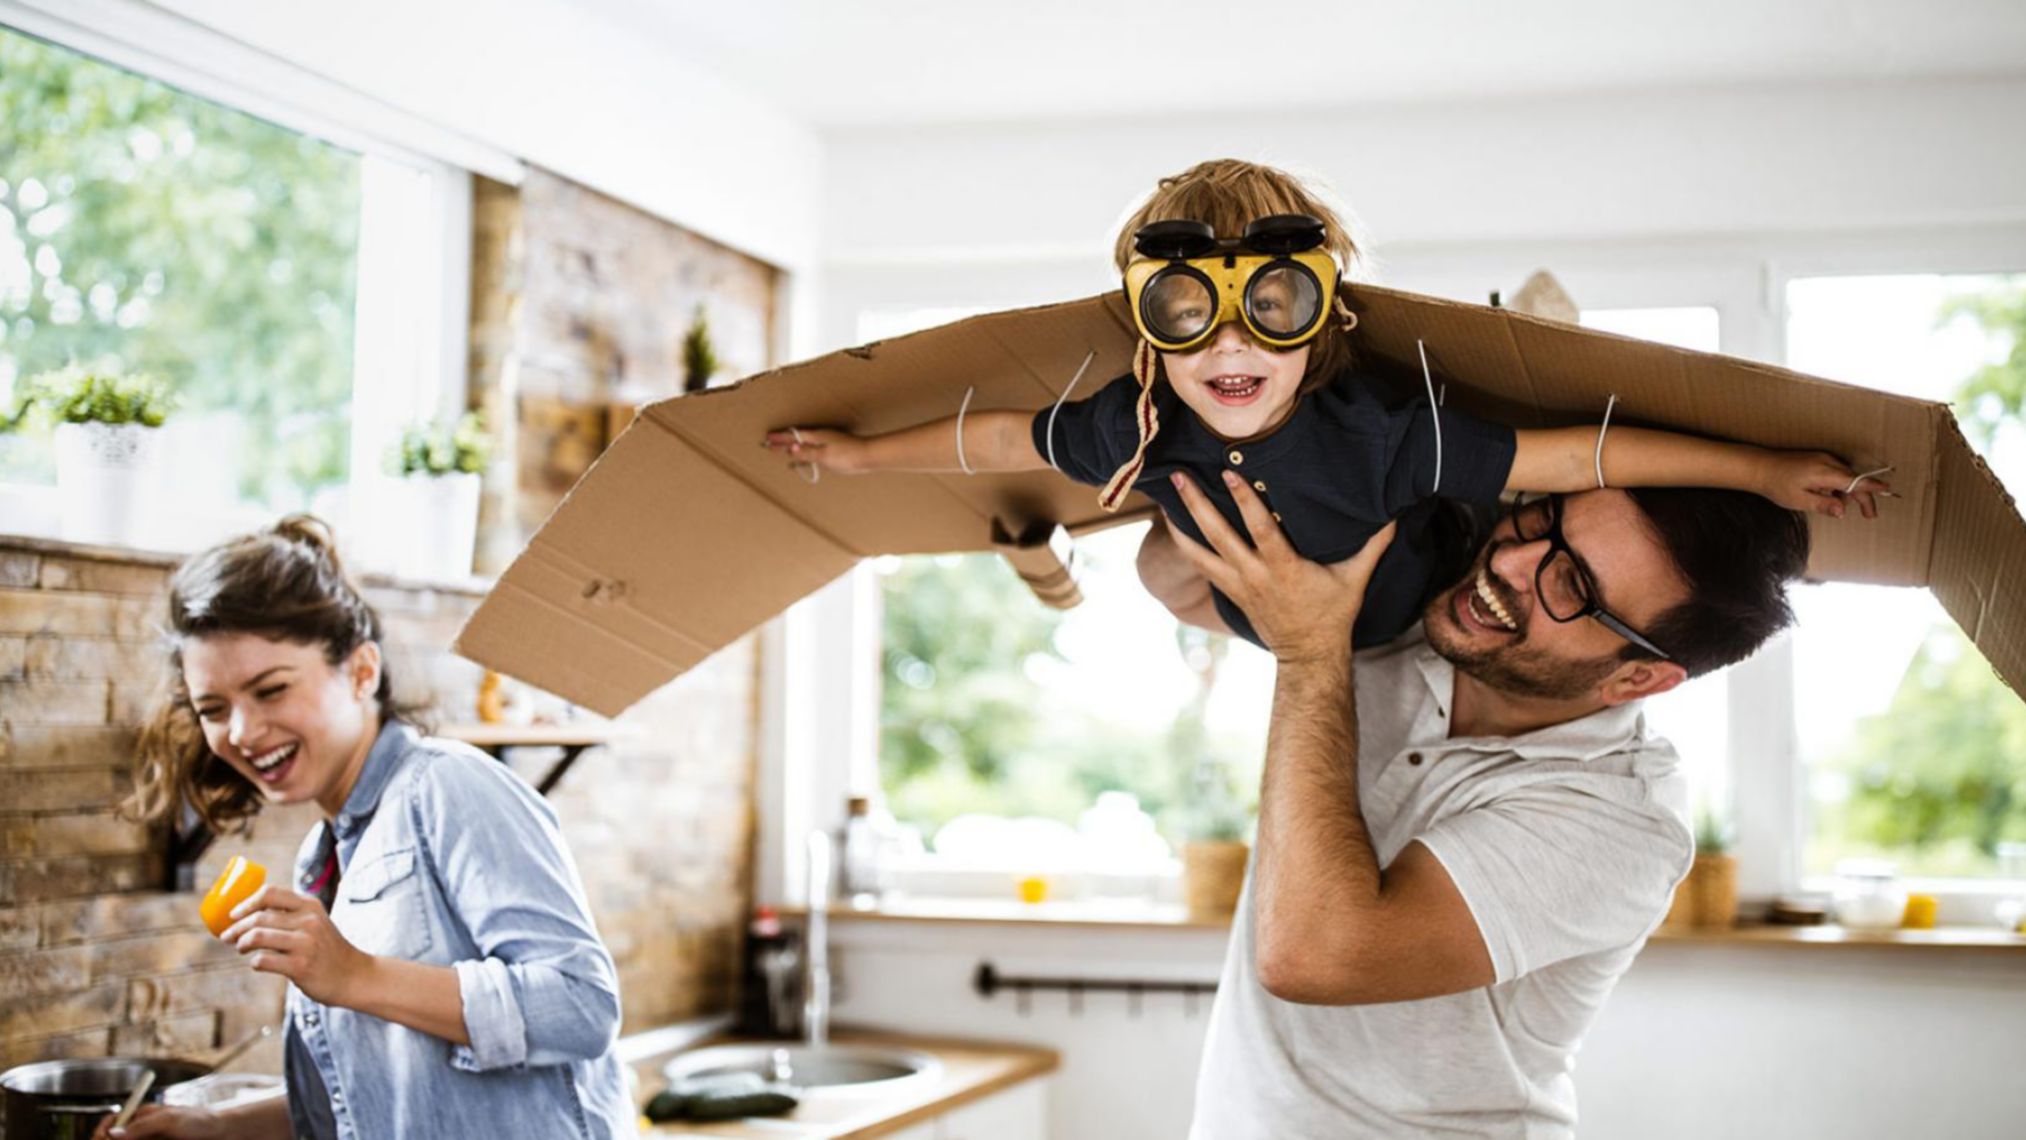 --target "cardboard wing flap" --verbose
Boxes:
[642,295,1147,552]
[456,285,2026,714]
[1929,416,2026,697]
